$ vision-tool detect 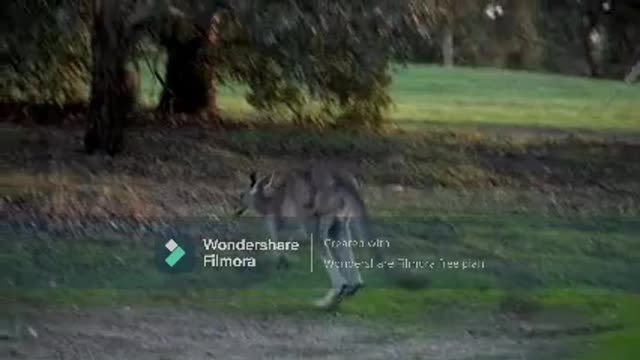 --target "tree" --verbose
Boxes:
[156,1,228,118]
[602,0,640,77]
[83,0,431,154]
[1,0,91,105]
[84,0,168,155]
[224,0,427,127]
[539,0,640,78]
[416,0,491,67]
